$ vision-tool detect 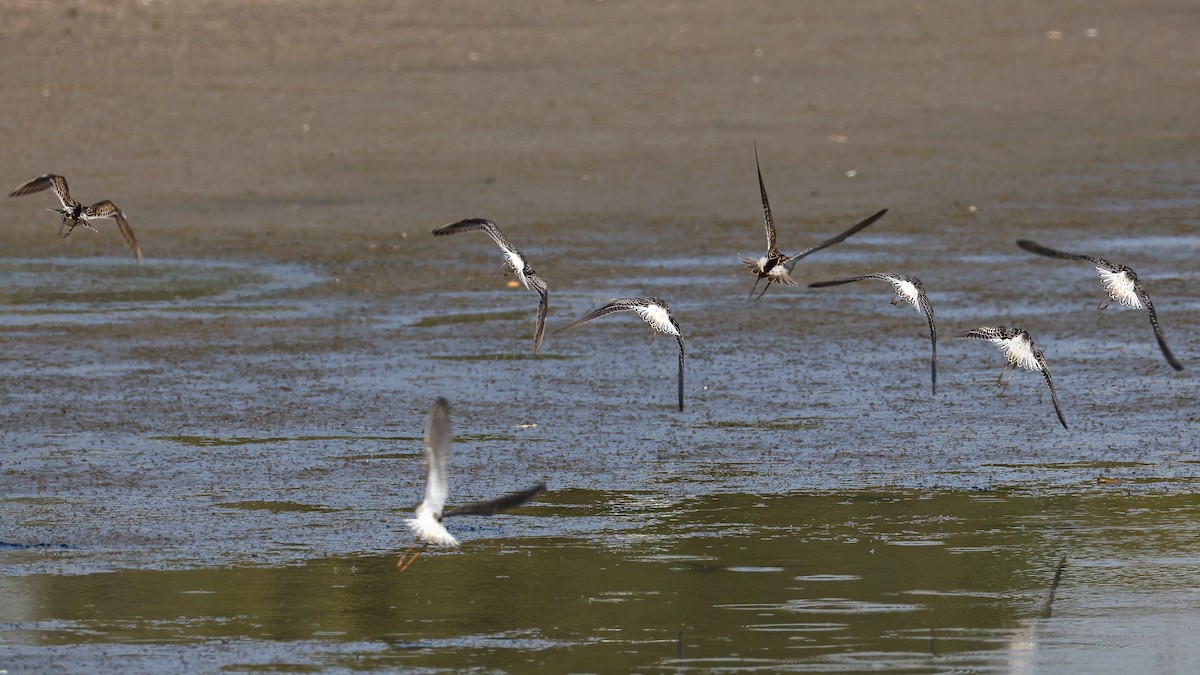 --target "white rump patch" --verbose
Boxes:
[1096,268,1141,308]
[407,511,460,547]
